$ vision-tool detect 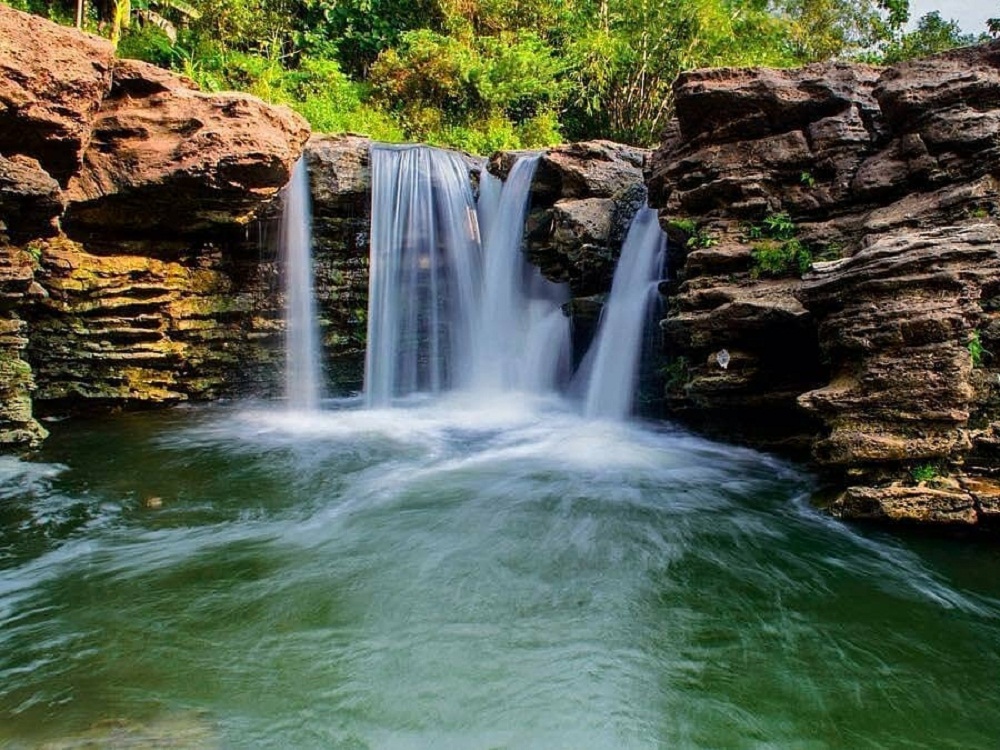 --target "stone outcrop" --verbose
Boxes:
[490,141,649,297]
[65,59,310,237]
[0,245,47,447]
[303,134,373,391]
[648,41,1000,528]
[0,5,114,184]
[0,154,64,240]
[0,5,309,449]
